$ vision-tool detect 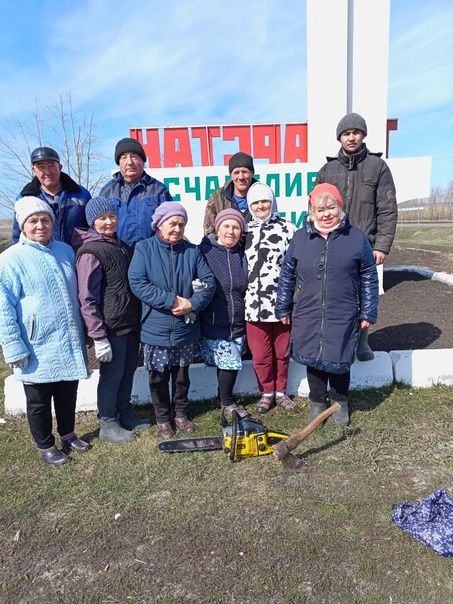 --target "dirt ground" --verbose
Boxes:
[369,245,453,351]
